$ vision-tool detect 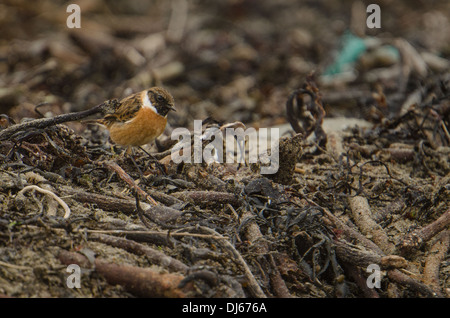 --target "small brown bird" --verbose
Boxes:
[97,87,175,154]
